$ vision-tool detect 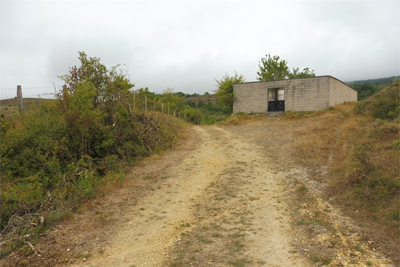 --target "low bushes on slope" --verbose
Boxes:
[0,53,182,258]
